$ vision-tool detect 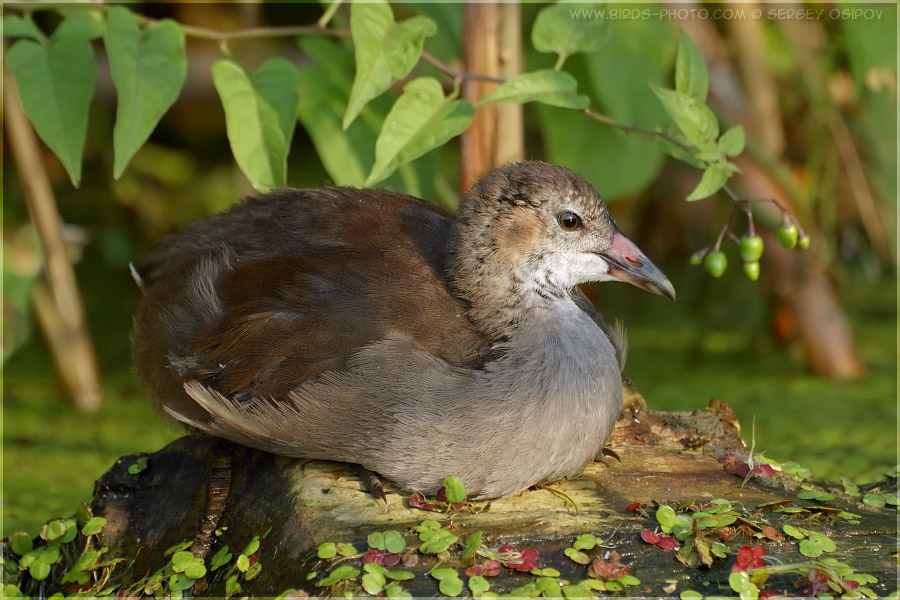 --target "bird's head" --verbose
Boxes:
[452,162,675,302]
